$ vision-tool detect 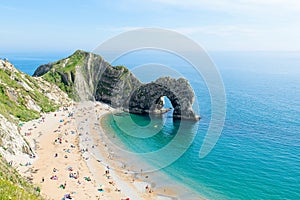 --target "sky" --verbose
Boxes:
[1,0,300,52]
